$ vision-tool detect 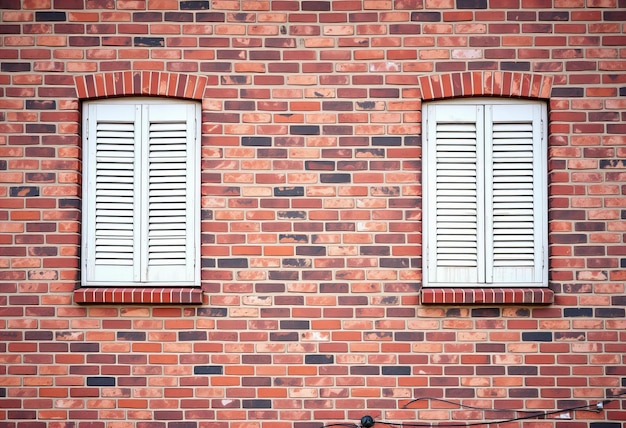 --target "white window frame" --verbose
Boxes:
[81,97,201,287]
[422,98,548,288]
